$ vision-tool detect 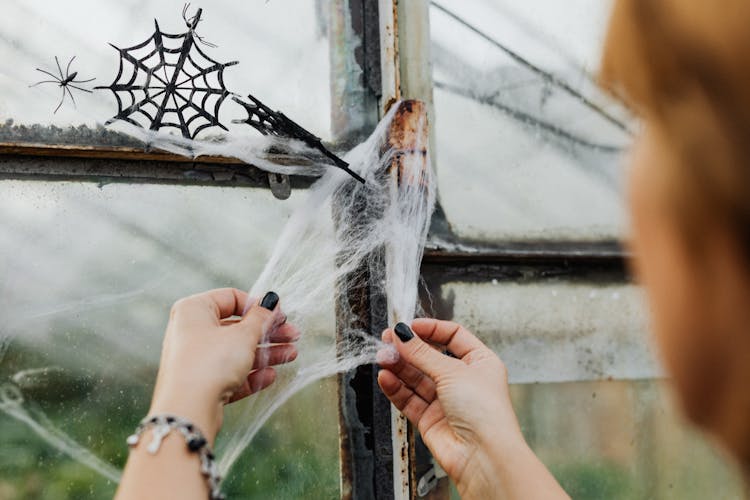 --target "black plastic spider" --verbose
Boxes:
[182,3,217,48]
[29,56,95,114]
